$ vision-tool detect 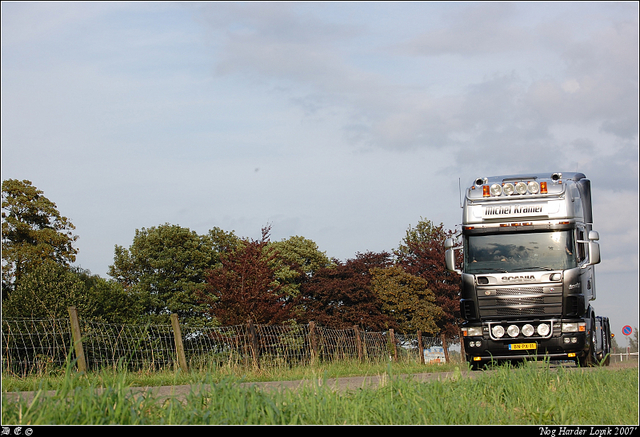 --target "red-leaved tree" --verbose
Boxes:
[297,251,397,331]
[199,226,298,325]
